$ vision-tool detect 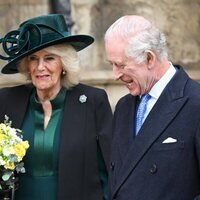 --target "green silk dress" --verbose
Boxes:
[15,88,66,200]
